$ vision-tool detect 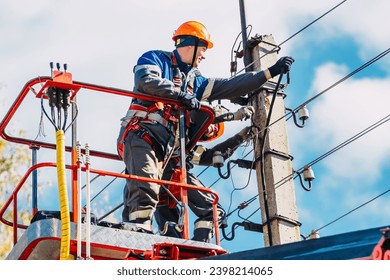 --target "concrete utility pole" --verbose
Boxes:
[250,35,301,247]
